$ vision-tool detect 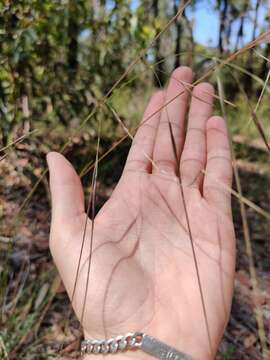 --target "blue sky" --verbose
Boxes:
[189,0,266,46]
[130,0,266,47]
[95,0,267,48]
